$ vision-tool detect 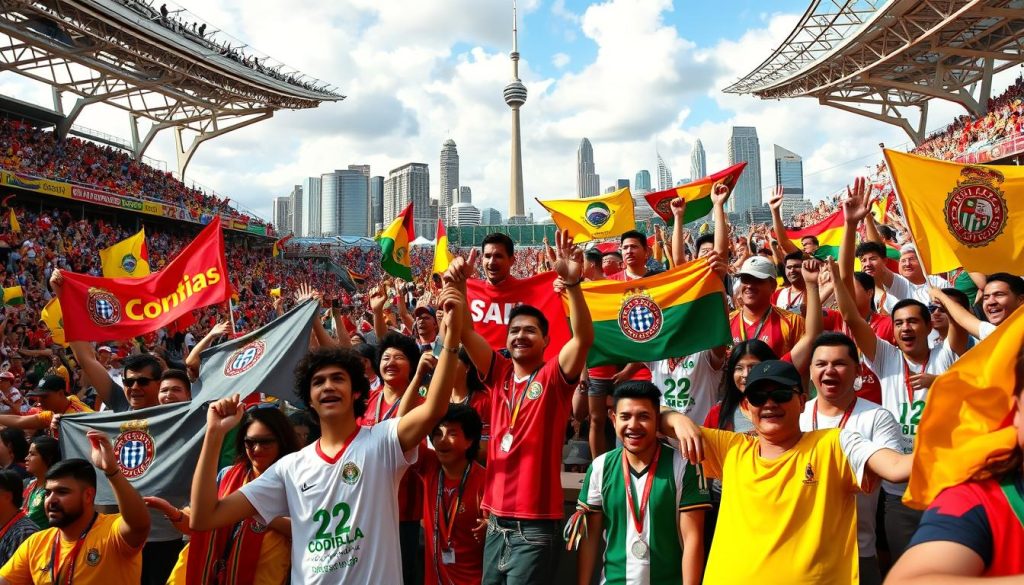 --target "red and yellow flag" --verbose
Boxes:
[644,162,746,224]
[904,307,1024,509]
[58,218,230,342]
[272,235,293,257]
[433,218,454,275]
